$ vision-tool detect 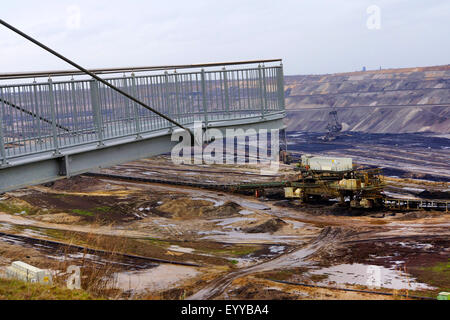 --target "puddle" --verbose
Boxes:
[309,263,435,291]
[237,201,270,211]
[269,246,286,254]
[113,264,199,293]
[383,192,419,199]
[142,171,159,176]
[168,245,195,254]
[211,217,257,228]
[402,187,425,193]
[201,231,300,244]
[191,197,225,207]
[0,223,13,231]
[0,213,34,225]
[239,210,255,216]
[21,229,46,238]
[286,220,306,230]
